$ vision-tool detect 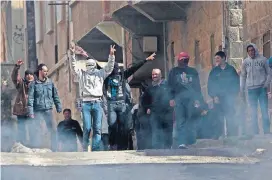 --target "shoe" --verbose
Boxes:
[178,144,188,149]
